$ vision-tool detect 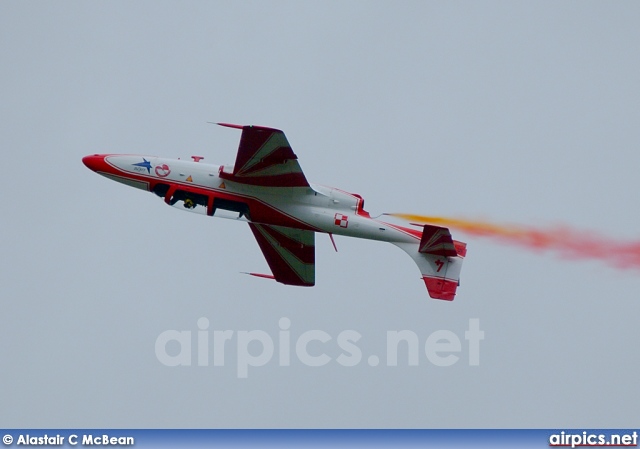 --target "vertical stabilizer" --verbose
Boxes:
[393,233,466,301]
